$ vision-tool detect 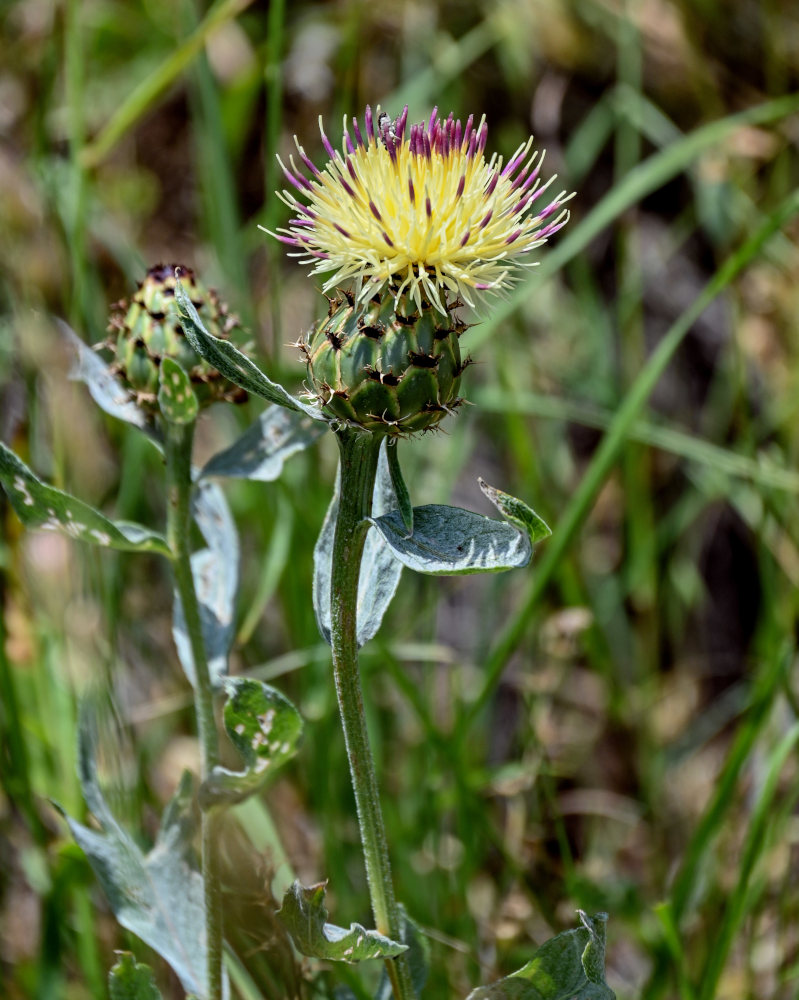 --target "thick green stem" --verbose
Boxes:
[164,420,224,1000]
[330,430,417,1000]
